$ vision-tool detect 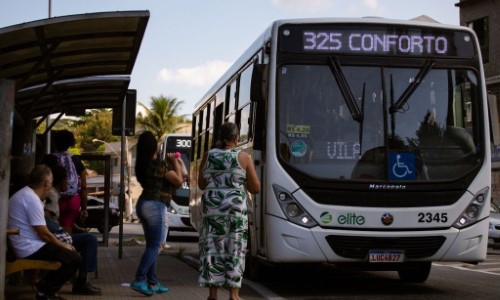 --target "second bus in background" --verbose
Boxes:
[160,133,194,232]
